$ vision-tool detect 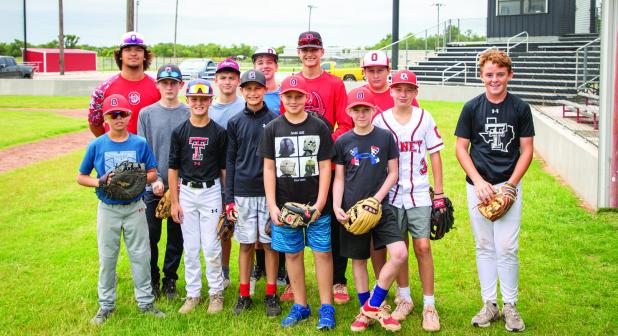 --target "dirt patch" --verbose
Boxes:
[0,108,87,119]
